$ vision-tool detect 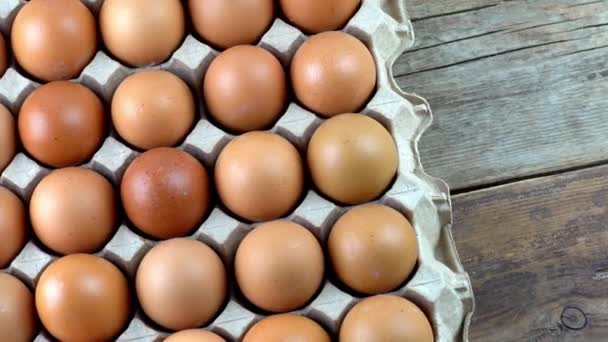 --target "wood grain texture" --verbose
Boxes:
[397,0,608,190]
[452,164,608,341]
